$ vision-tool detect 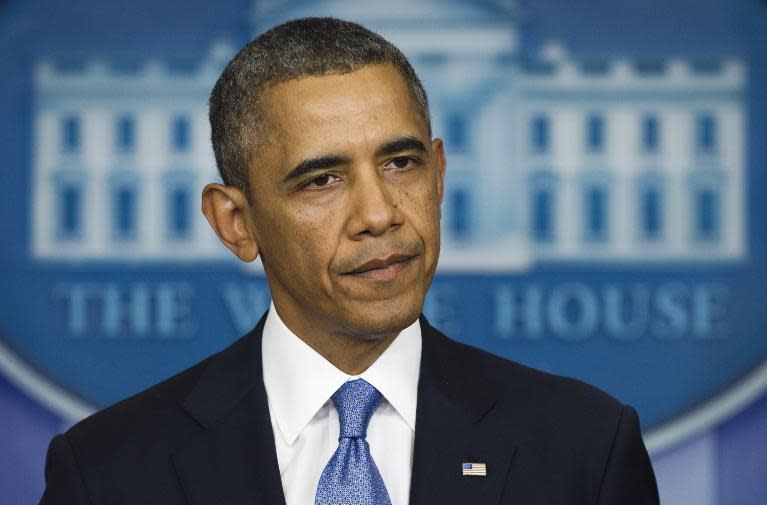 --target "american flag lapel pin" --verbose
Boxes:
[462,462,487,477]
